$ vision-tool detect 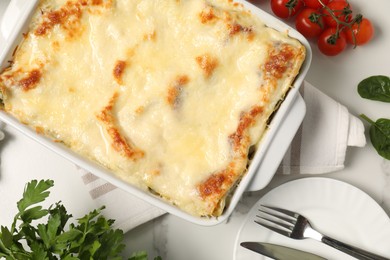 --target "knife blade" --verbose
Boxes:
[240,242,327,260]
